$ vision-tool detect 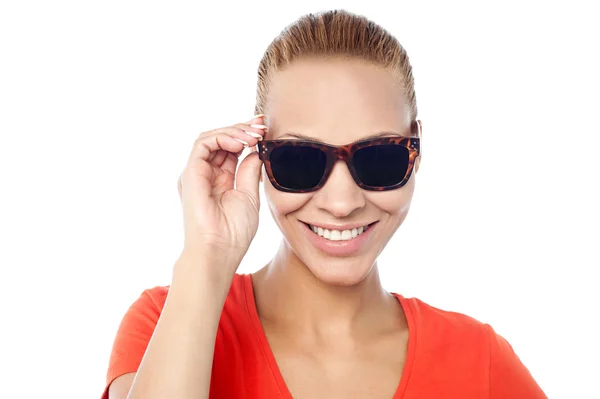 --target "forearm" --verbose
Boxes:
[126,255,234,399]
